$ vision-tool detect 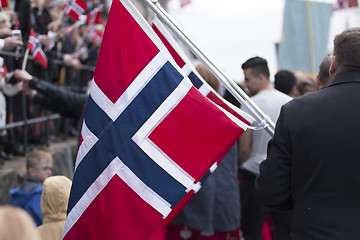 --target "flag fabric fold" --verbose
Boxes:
[63,0,87,21]
[63,0,250,239]
[151,17,254,127]
[27,30,48,69]
[278,0,332,73]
